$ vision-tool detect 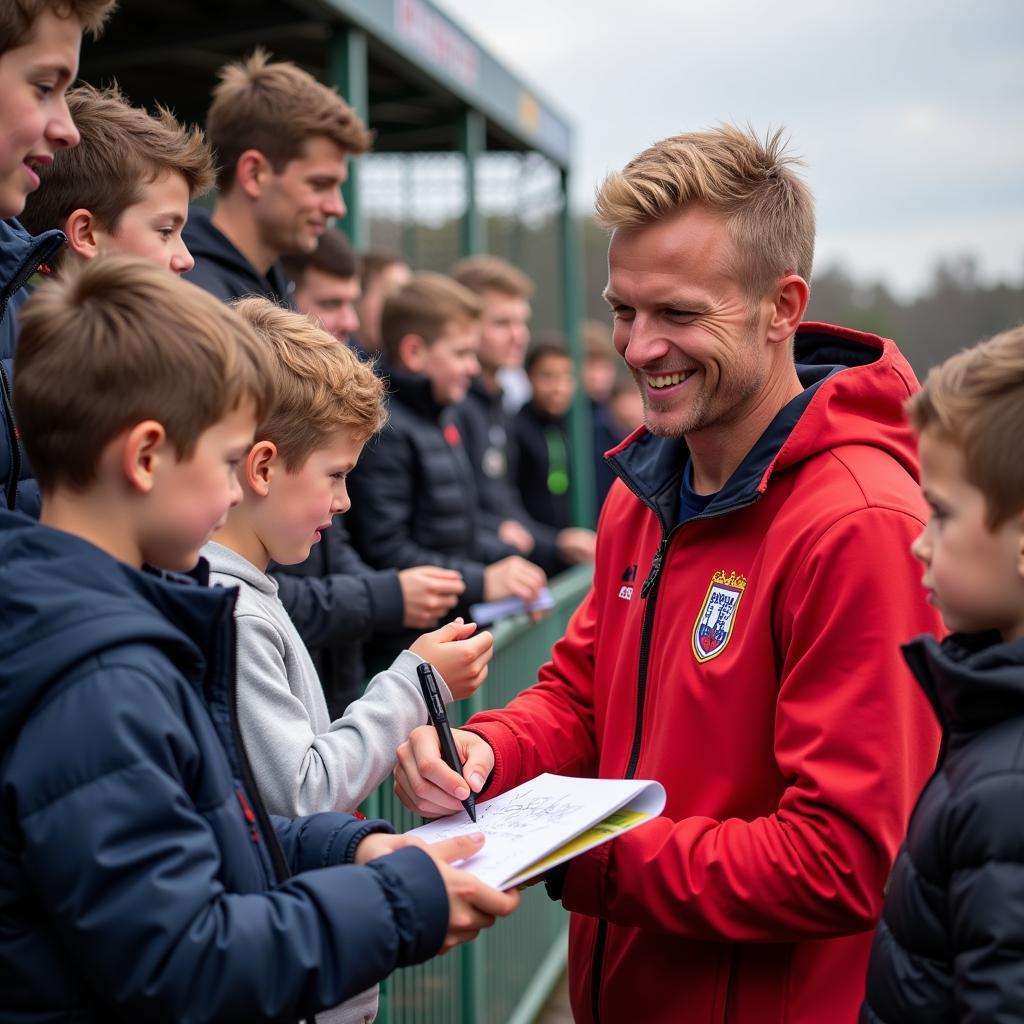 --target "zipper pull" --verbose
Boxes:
[640,538,669,599]
[236,788,261,844]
